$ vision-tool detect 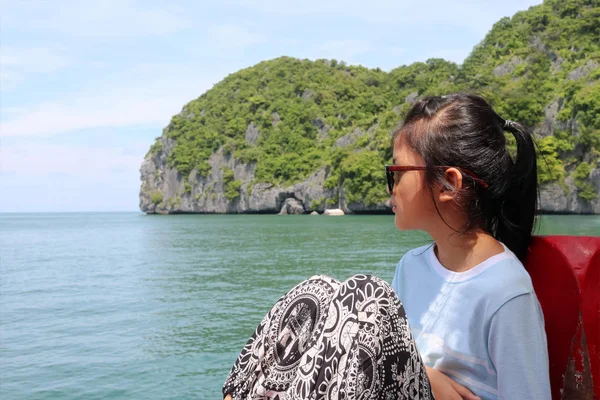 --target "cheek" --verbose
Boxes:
[394,174,422,207]
[393,177,432,229]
